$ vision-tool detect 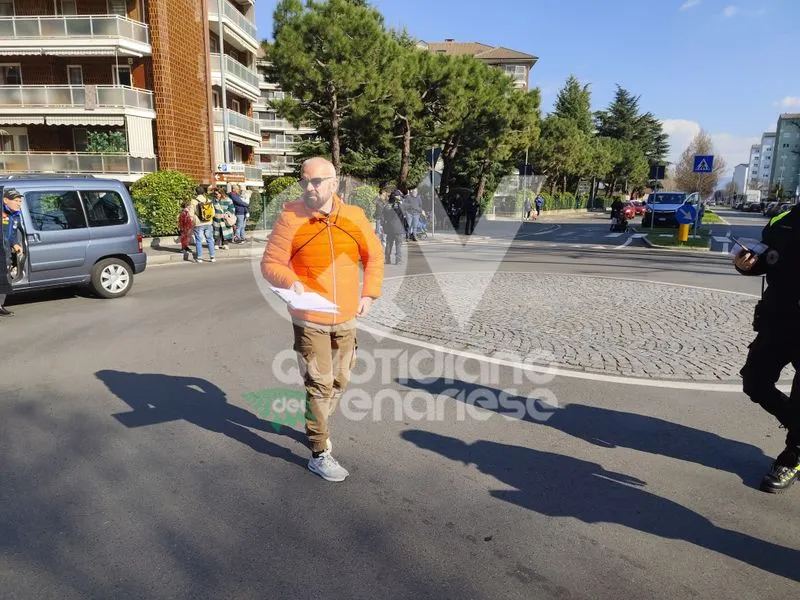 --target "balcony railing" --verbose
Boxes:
[209,53,260,90]
[261,140,298,151]
[208,0,257,42]
[244,165,263,181]
[0,152,157,176]
[0,15,149,44]
[0,85,154,110]
[213,108,260,136]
